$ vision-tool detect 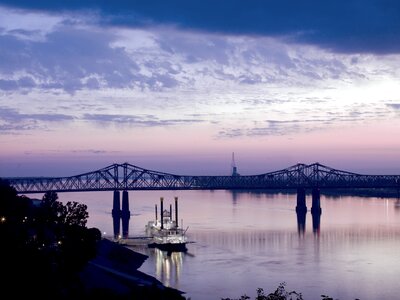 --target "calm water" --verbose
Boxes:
[53,190,400,300]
